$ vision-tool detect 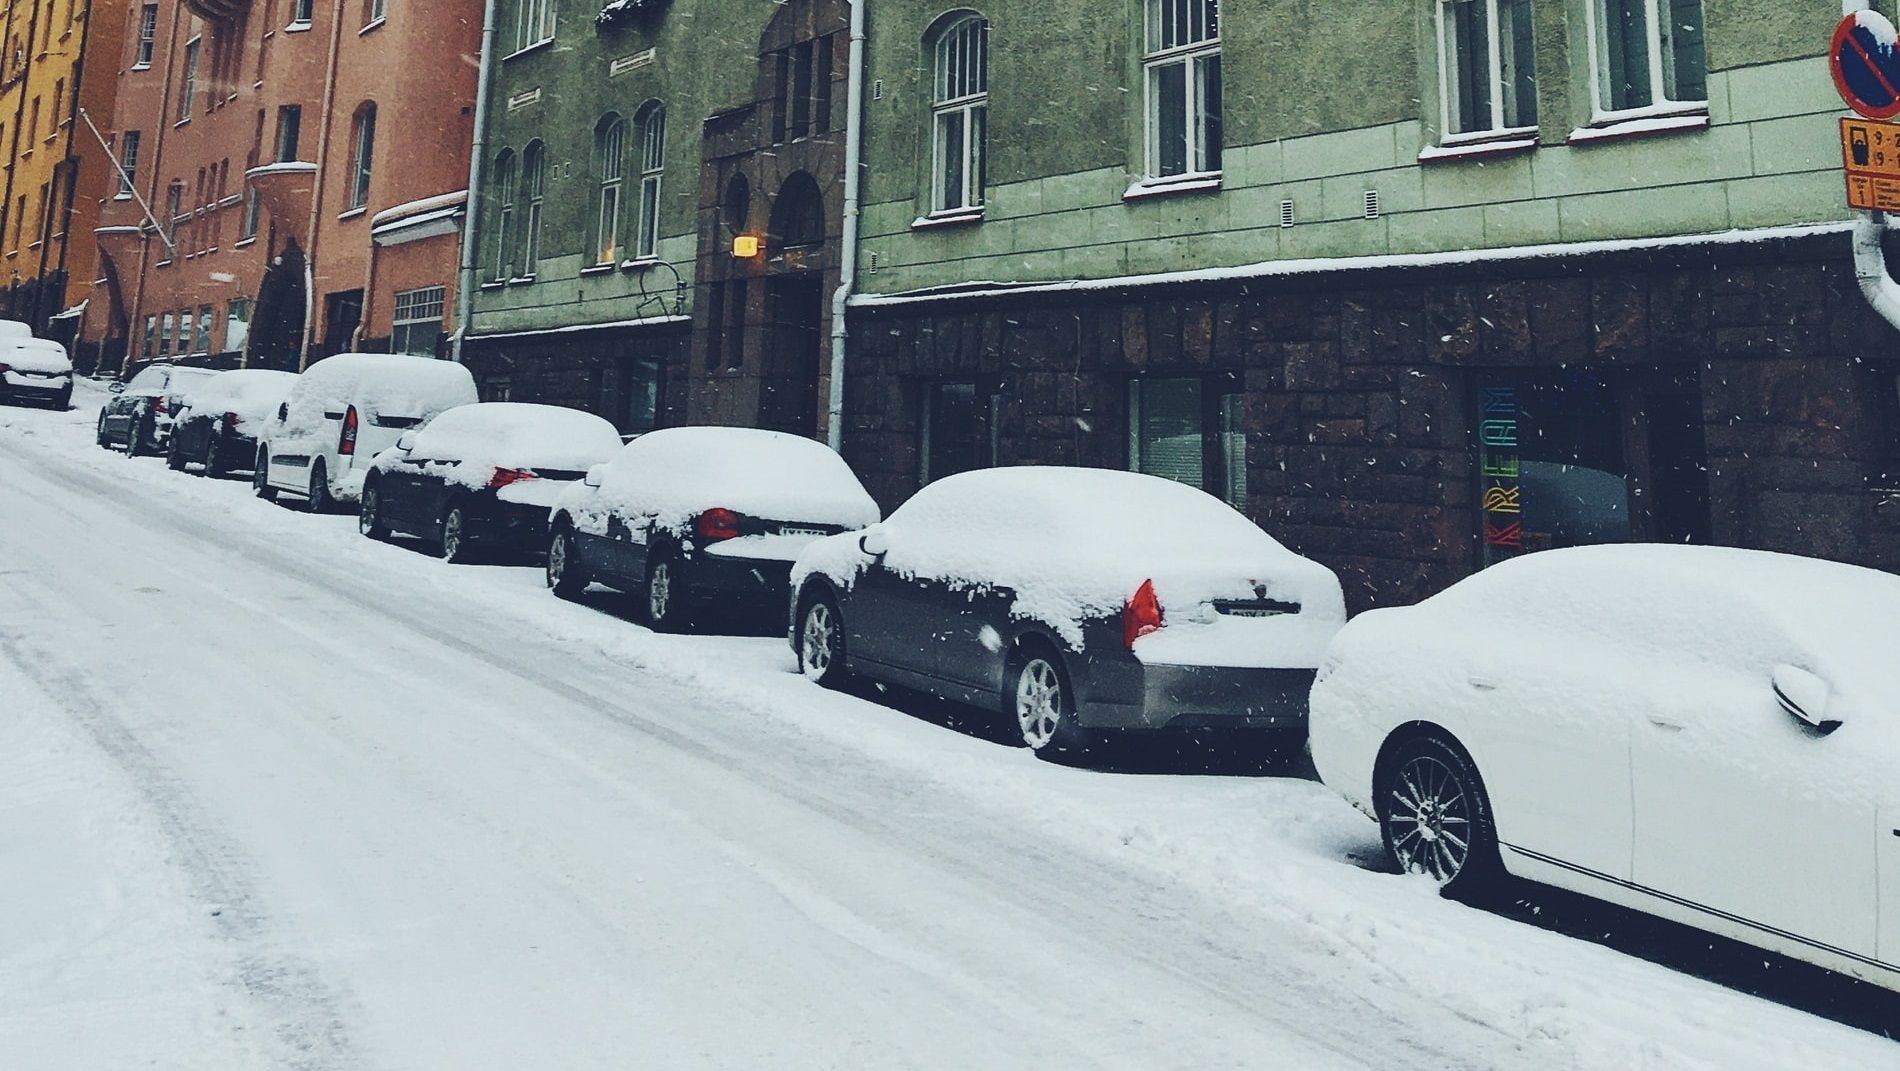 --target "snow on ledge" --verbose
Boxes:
[1418,137,1537,164]
[1568,112,1709,145]
[469,313,689,342]
[850,221,1855,309]
[370,189,468,229]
